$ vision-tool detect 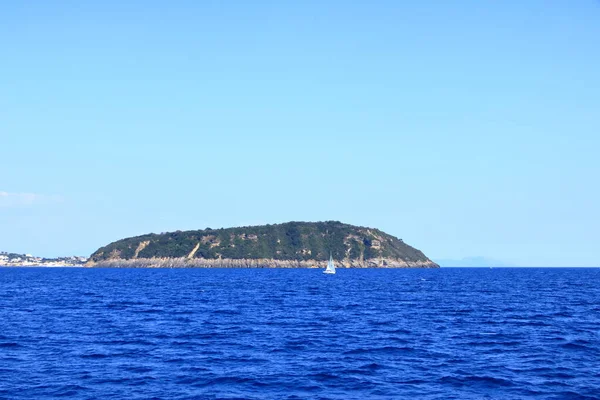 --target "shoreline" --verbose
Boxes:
[86,257,440,269]
[0,264,84,268]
